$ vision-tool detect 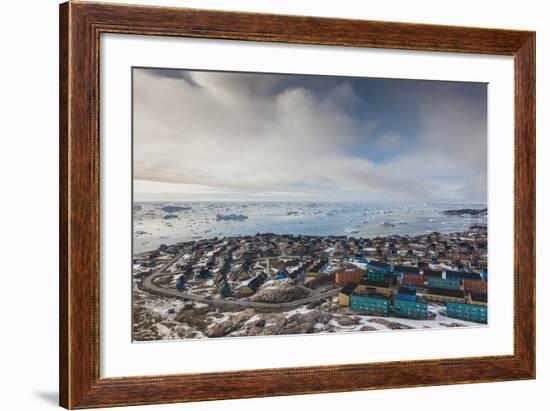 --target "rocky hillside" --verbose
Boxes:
[249,283,309,303]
